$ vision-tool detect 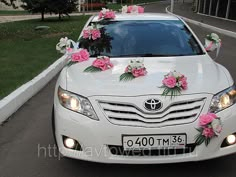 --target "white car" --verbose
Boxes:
[52,13,236,164]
